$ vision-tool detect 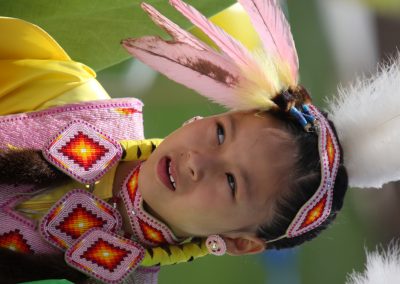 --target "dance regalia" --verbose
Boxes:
[0,17,171,284]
